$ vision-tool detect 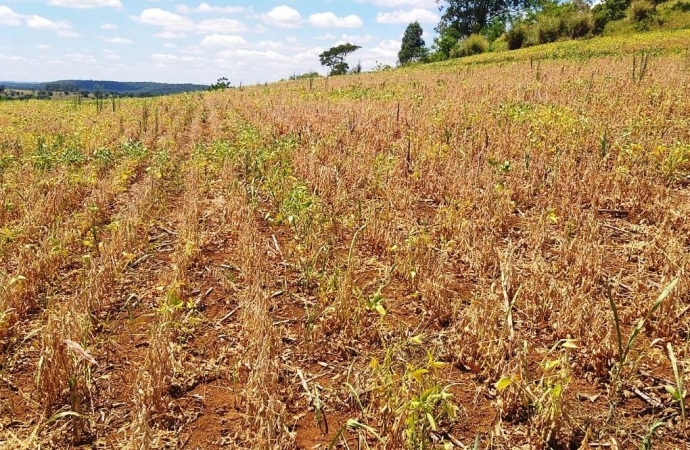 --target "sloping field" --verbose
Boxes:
[1,31,689,449]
